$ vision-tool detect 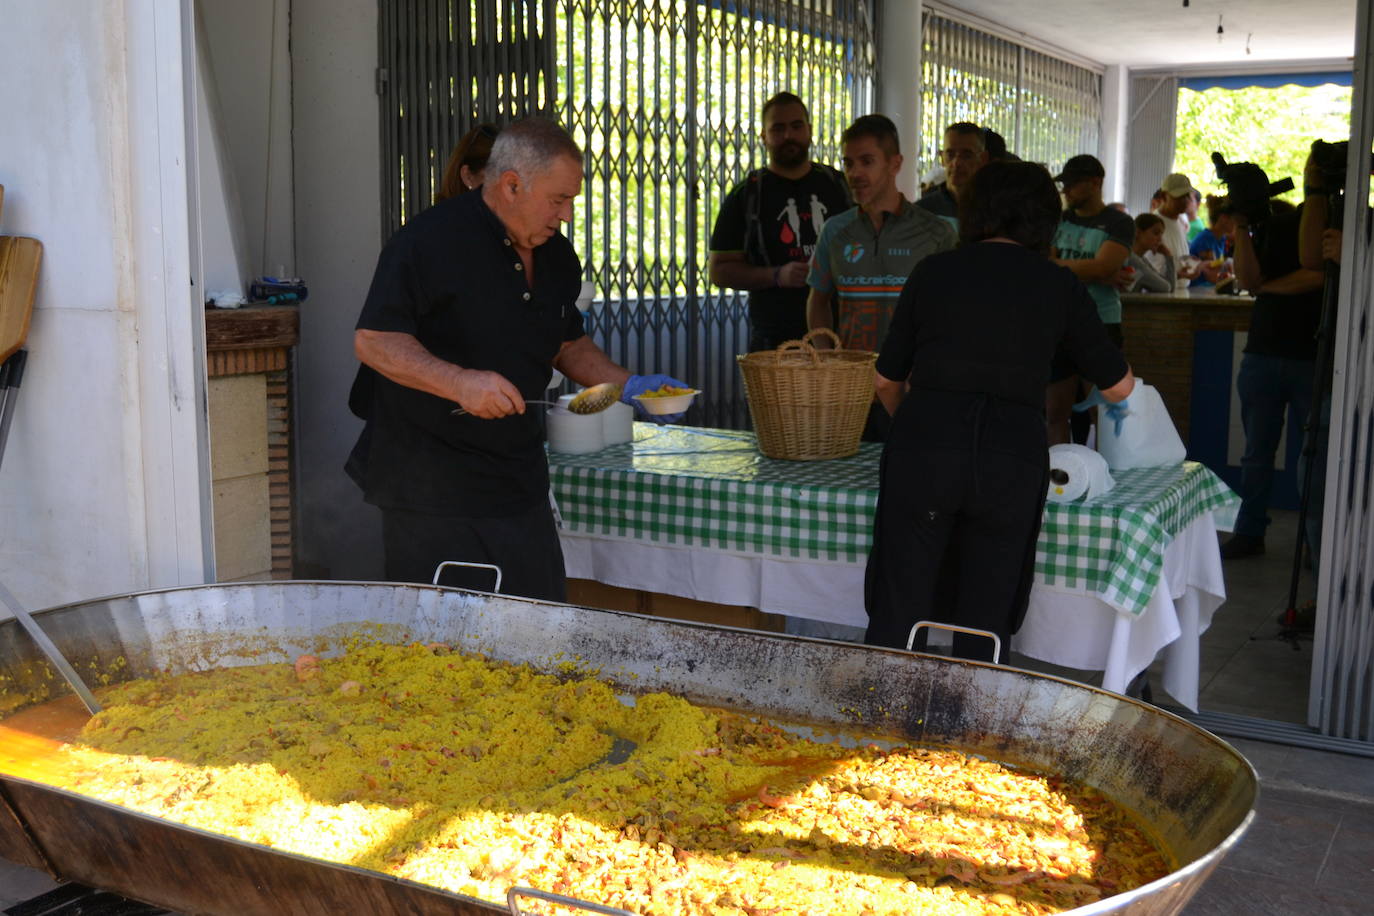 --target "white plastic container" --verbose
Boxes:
[602,401,634,445]
[546,406,604,454]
